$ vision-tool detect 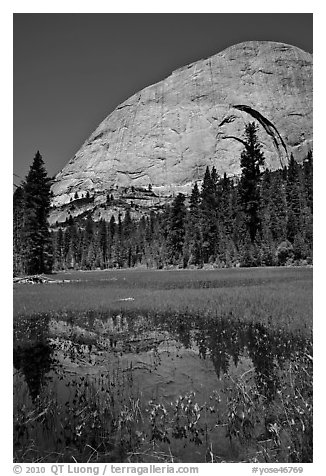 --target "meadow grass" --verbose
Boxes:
[14,267,312,333]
